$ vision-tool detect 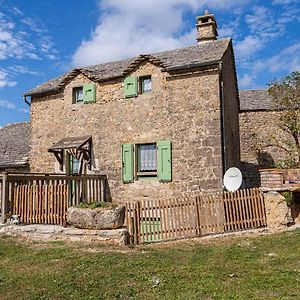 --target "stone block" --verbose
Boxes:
[264,191,293,230]
[67,206,125,230]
